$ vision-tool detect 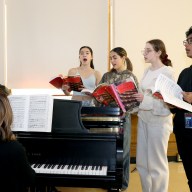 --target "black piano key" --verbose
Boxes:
[51,164,56,169]
[57,164,62,169]
[75,165,78,170]
[81,165,86,170]
[71,165,75,170]
[44,164,49,168]
[37,164,43,168]
[34,164,39,168]
[47,164,52,169]
[68,165,72,170]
